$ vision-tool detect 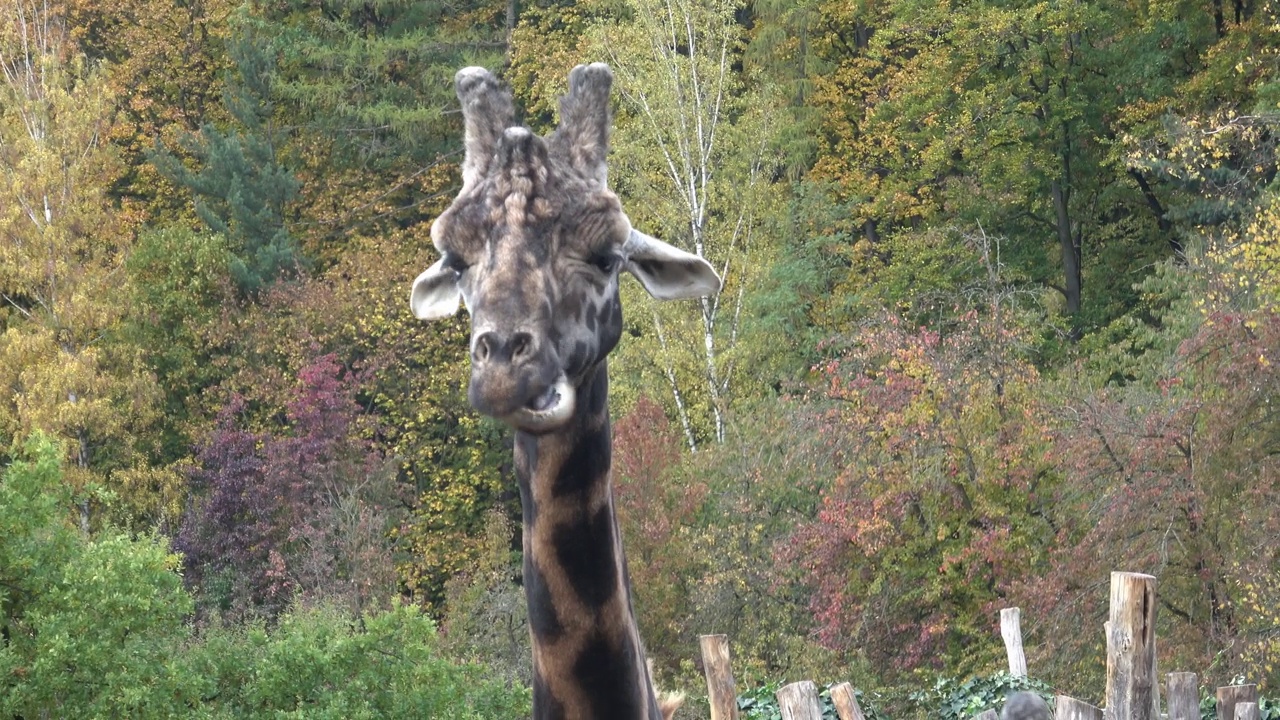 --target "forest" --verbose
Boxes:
[0,0,1278,716]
